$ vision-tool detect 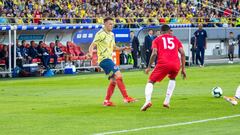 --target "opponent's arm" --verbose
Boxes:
[178,47,186,79]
